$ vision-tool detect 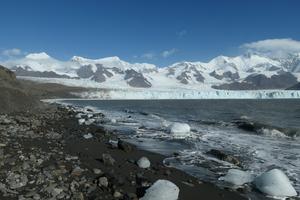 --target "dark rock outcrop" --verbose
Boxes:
[0,65,16,82]
[14,67,70,78]
[77,65,94,78]
[91,64,113,83]
[213,72,298,90]
[176,72,191,84]
[206,149,241,166]
[210,71,239,81]
[0,65,39,113]
[210,71,223,80]
[124,69,152,88]
[223,71,240,80]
